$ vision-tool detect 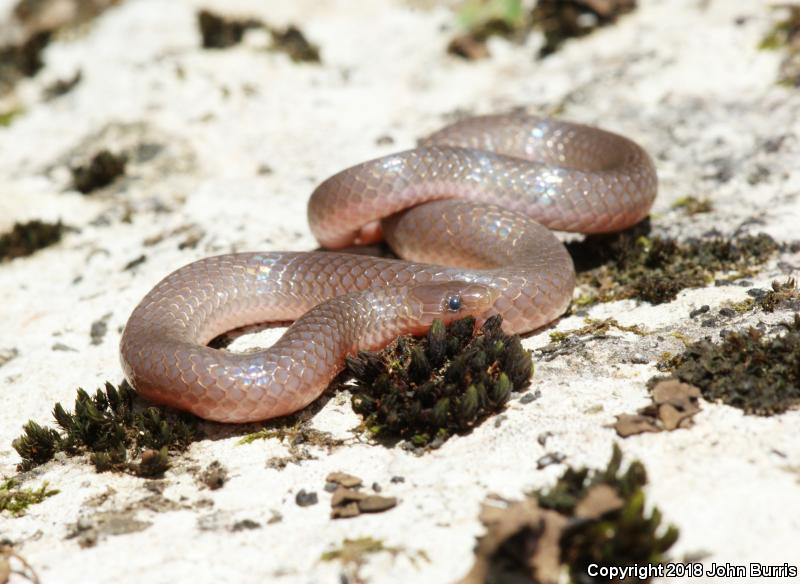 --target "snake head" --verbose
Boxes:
[407,281,499,329]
